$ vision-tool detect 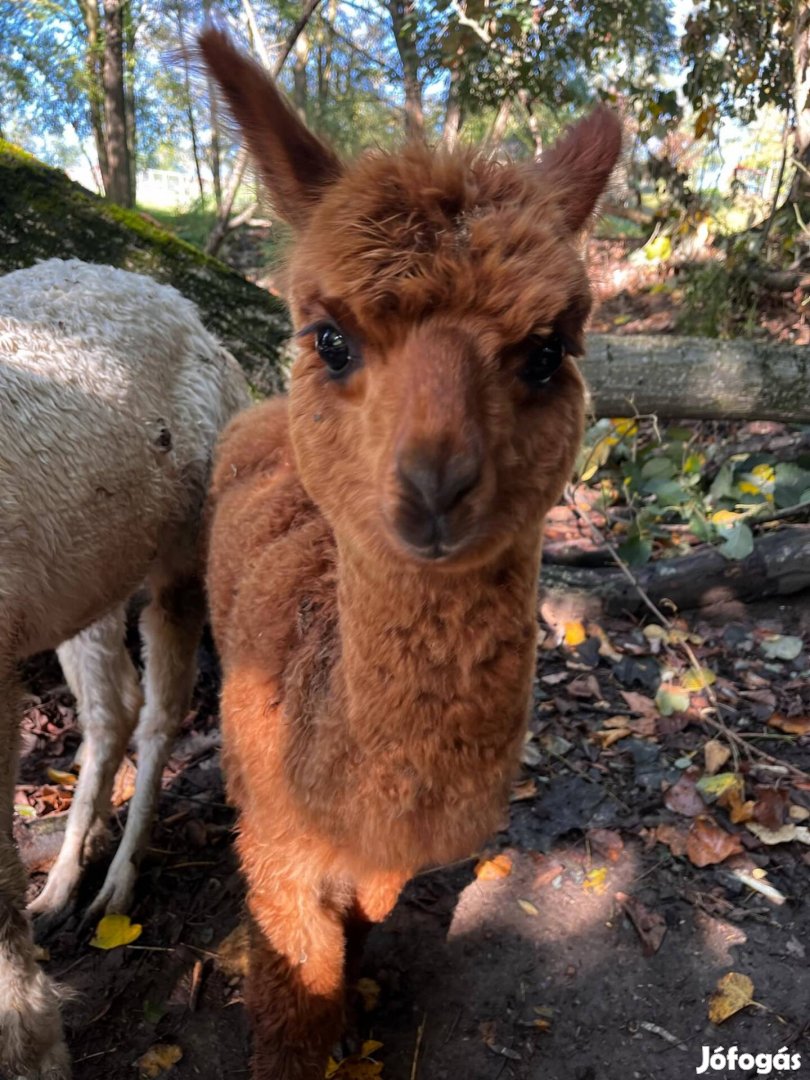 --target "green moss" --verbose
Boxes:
[0,140,291,395]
